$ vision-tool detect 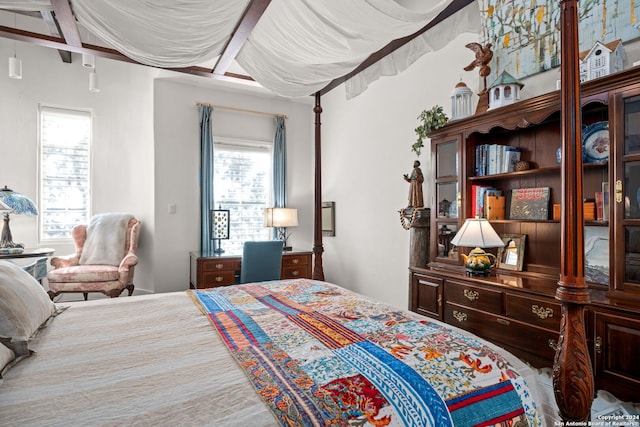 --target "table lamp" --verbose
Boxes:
[264,207,298,251]
[0,185,39,249]
[210,206,230,254]
[450,217,504,275]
